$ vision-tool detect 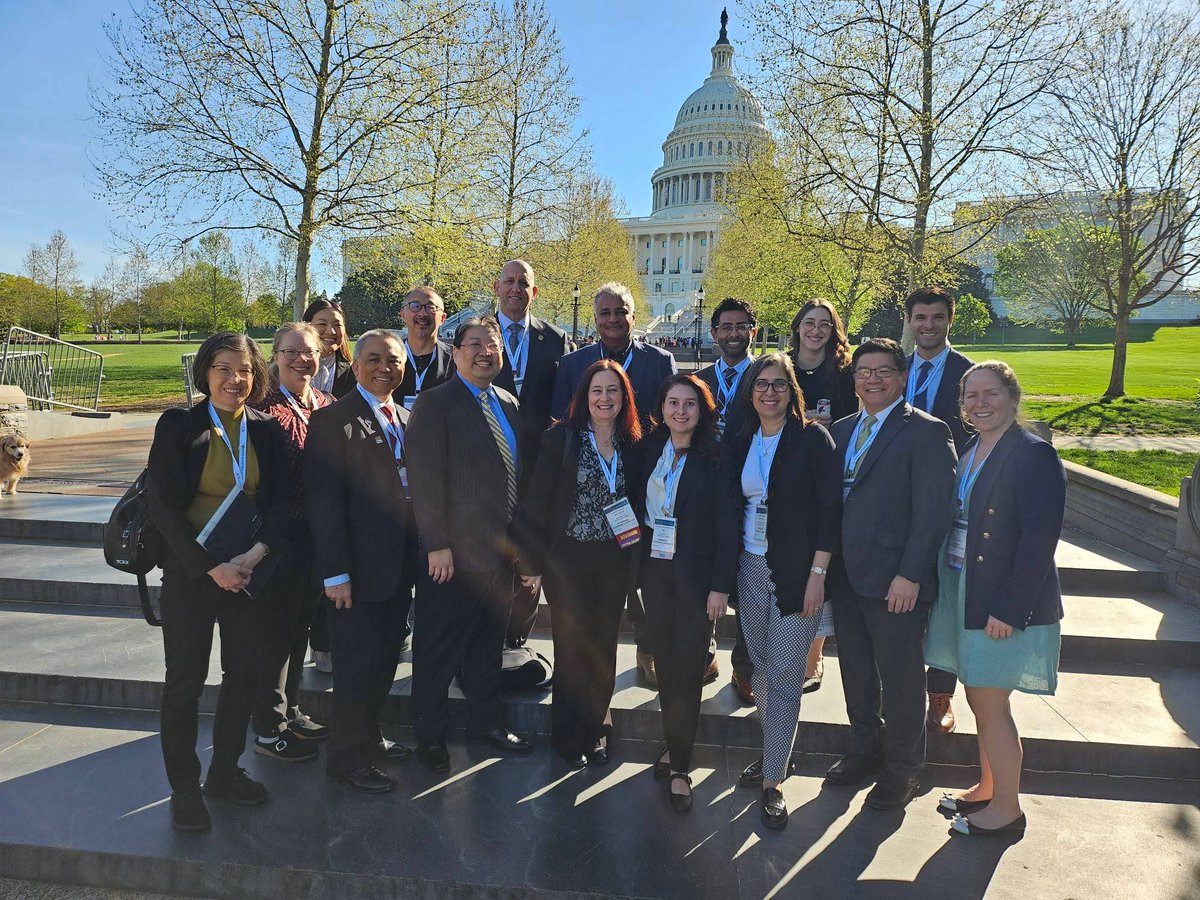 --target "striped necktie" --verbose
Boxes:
[847,414,877,477]
[478,392,517,513]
